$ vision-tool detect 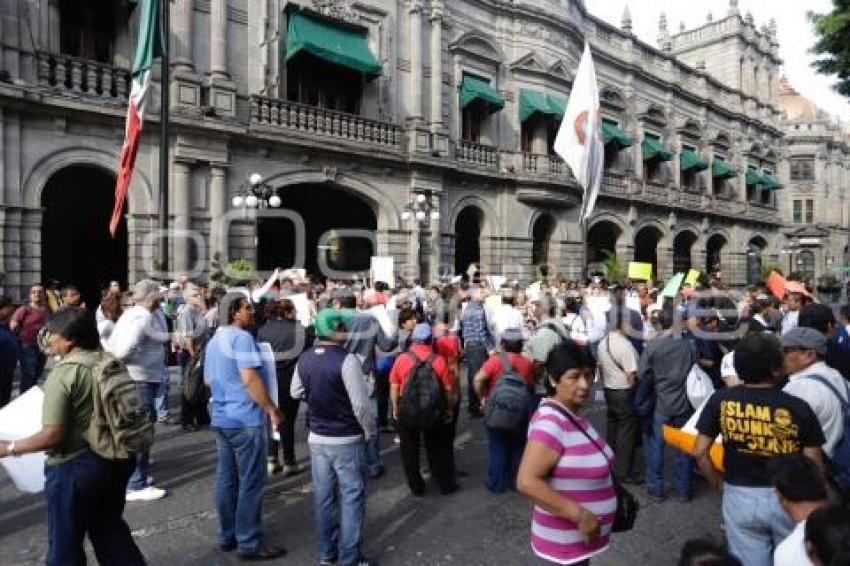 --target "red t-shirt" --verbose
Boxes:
[434,334,460,362]
[11,306,50,347]
[480,352,535,396]
[389,343,453,391]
